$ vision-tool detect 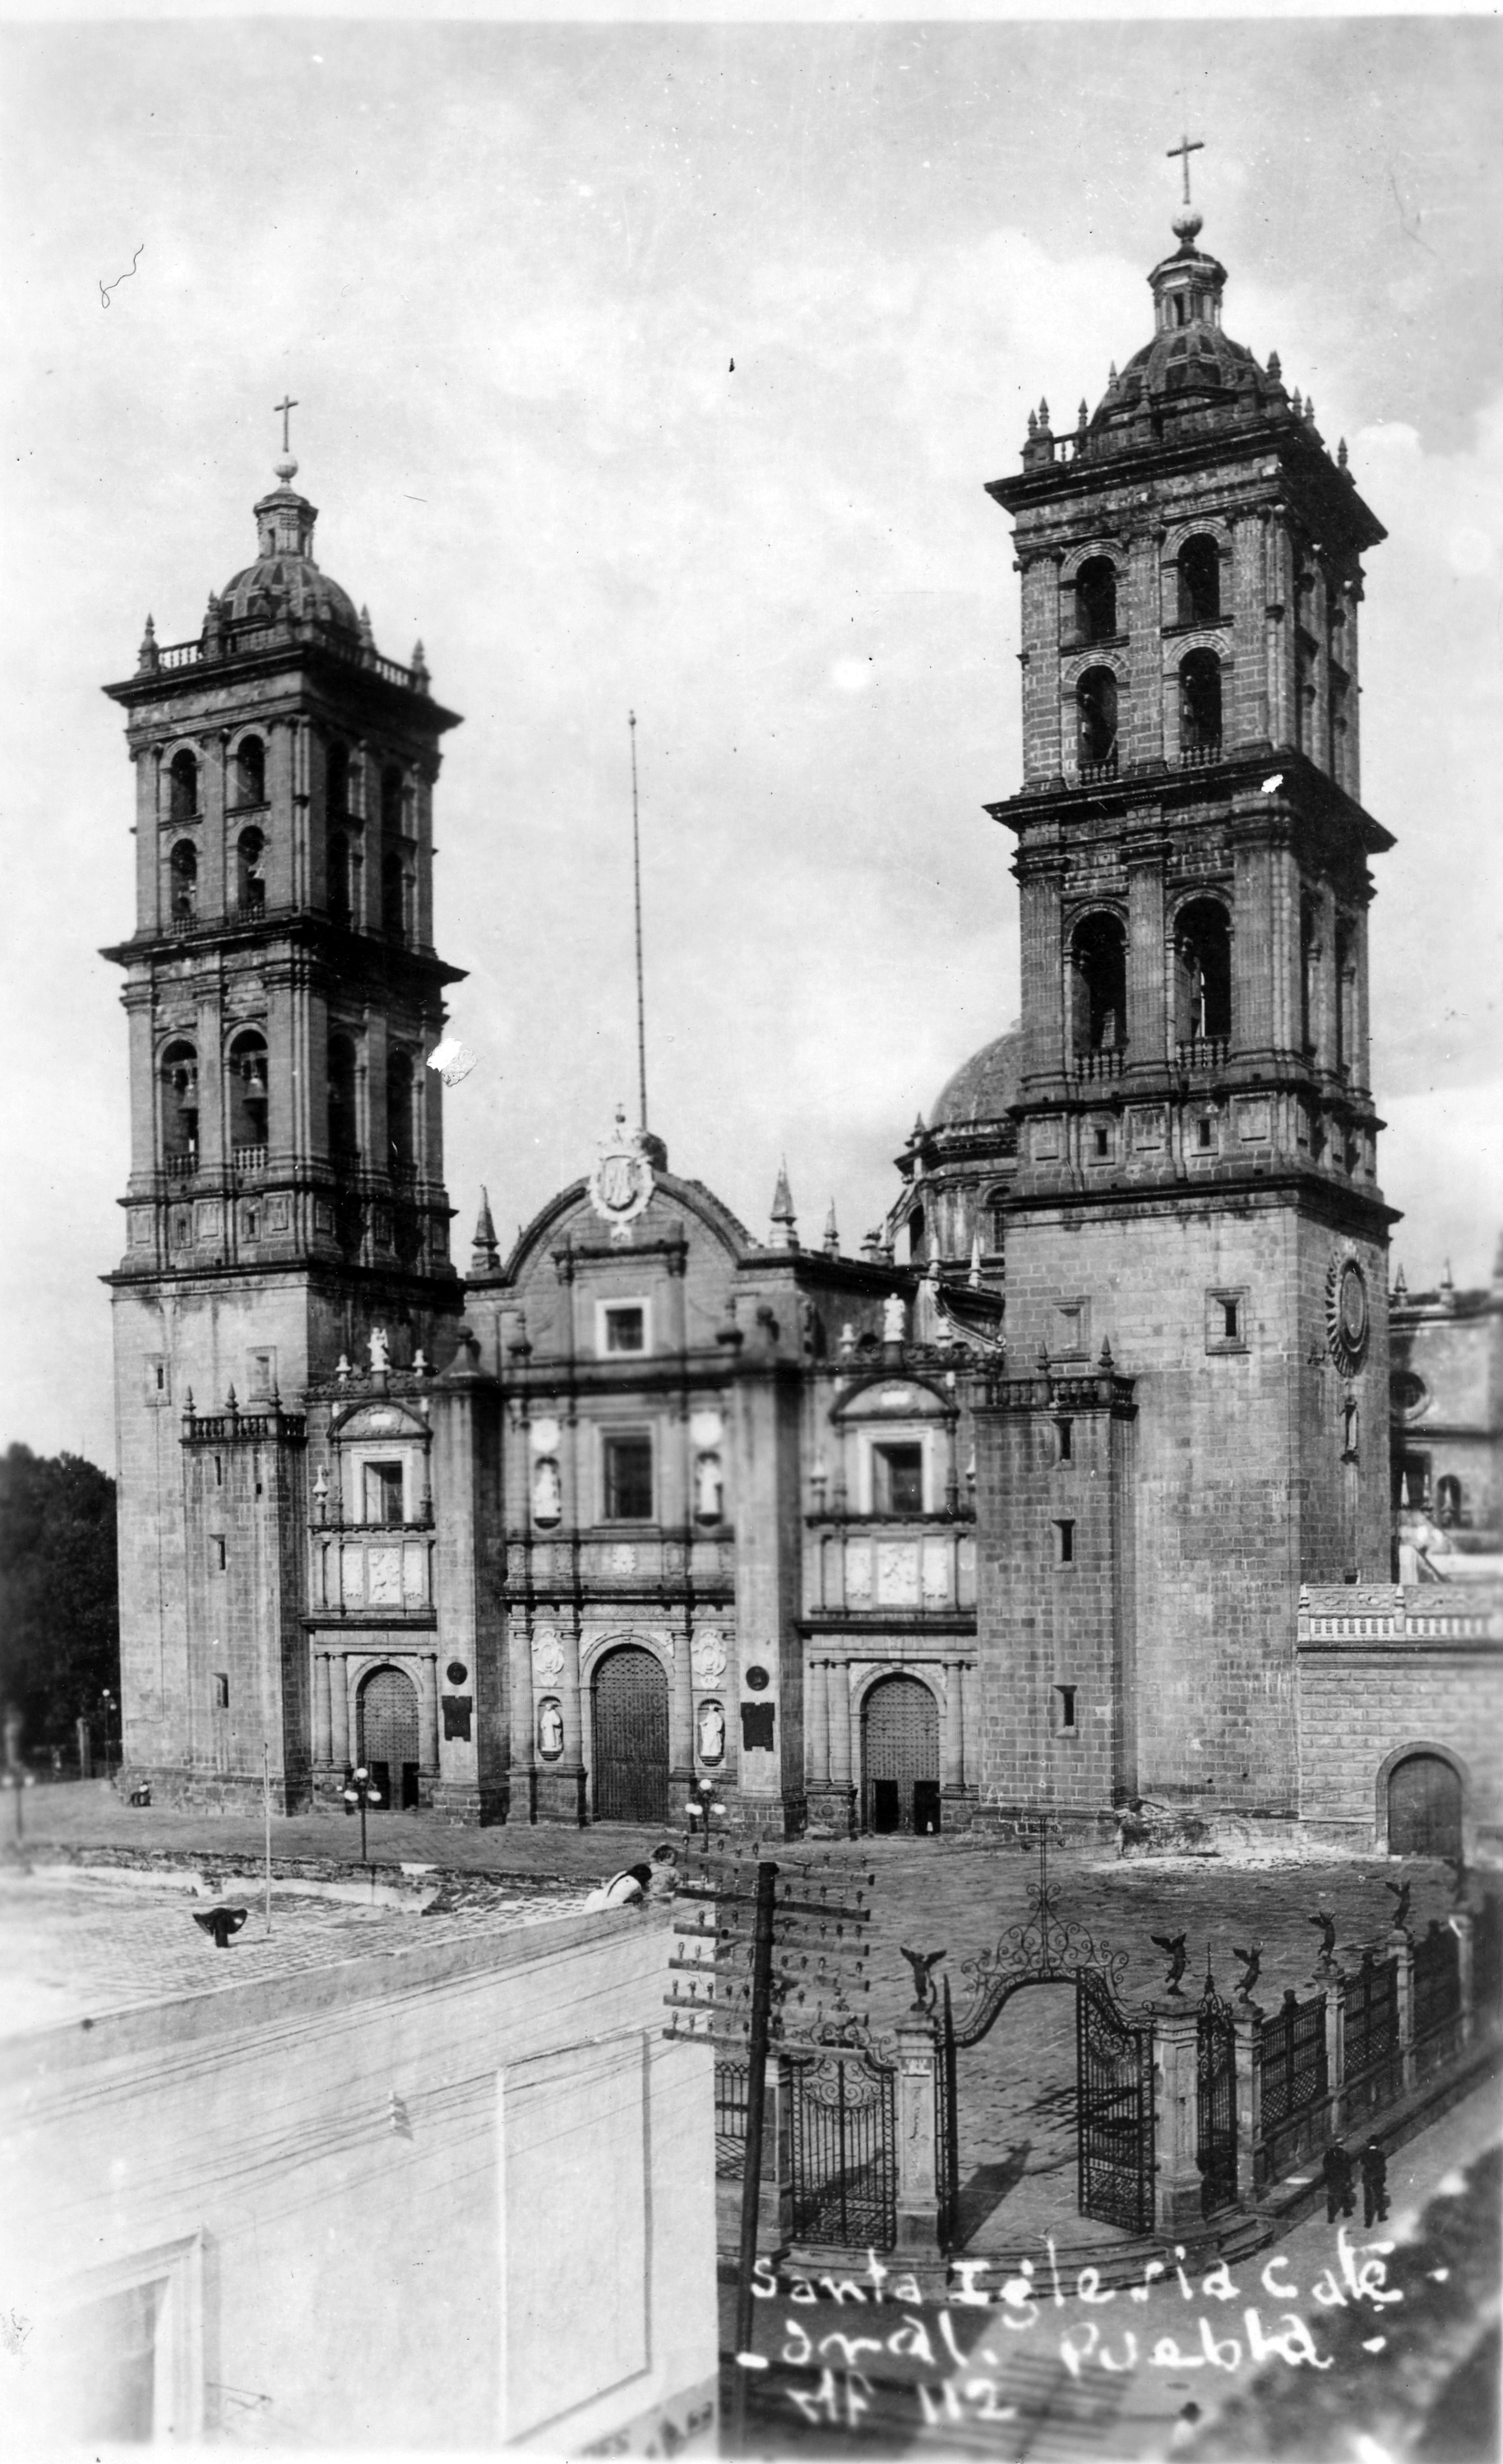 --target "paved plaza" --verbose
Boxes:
[10,1781,1485,2258]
